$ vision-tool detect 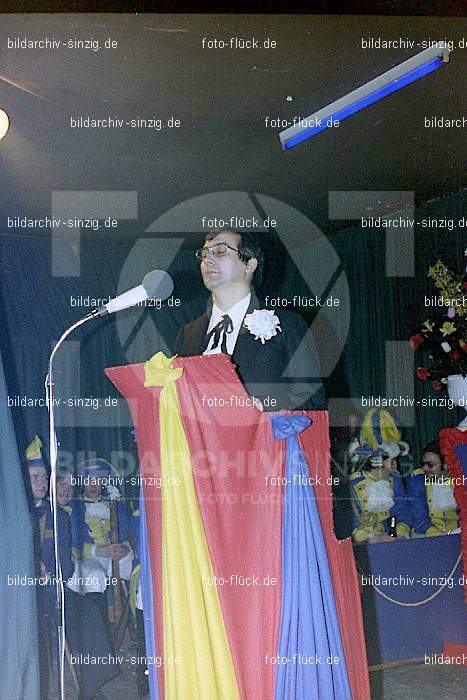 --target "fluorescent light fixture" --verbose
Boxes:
[279,42,451,149]
[0,108,9,140]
